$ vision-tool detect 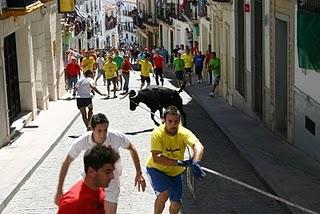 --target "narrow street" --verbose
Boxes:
[2,72,288,214]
